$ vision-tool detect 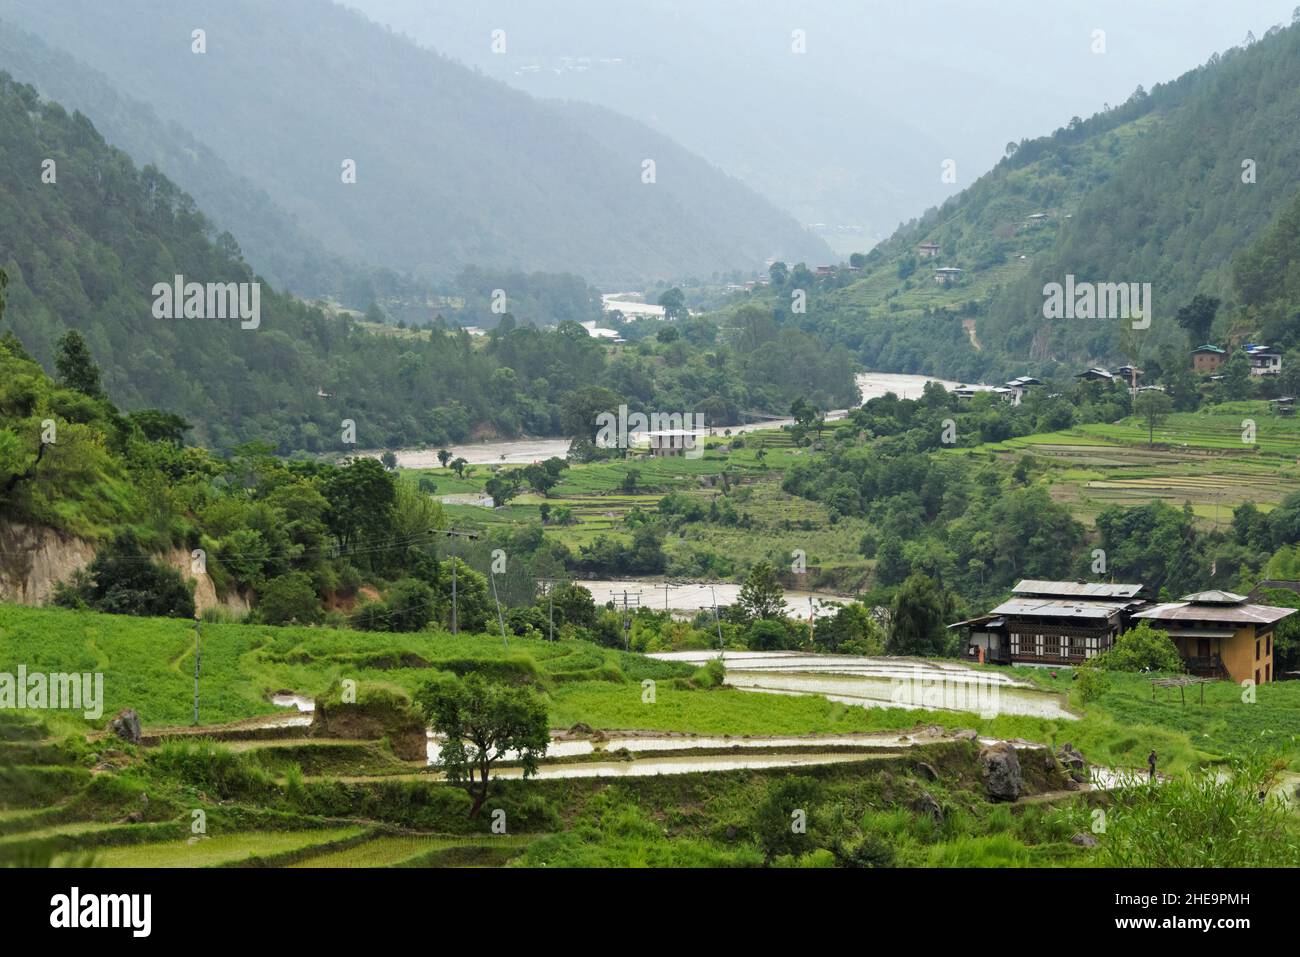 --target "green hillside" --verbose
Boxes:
[717,23,1300,385]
